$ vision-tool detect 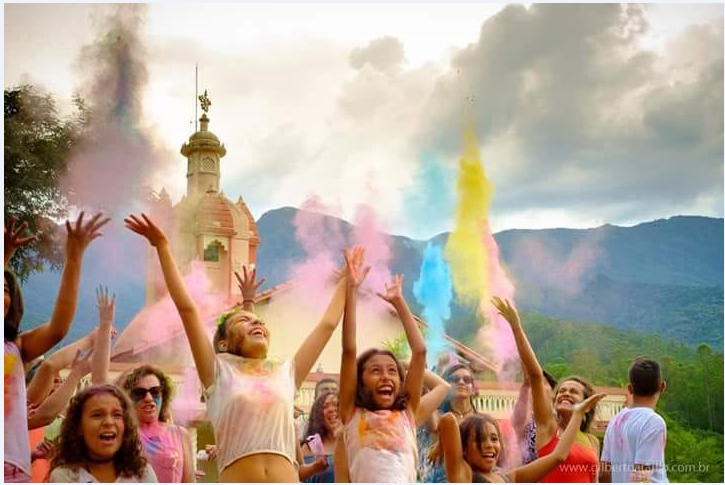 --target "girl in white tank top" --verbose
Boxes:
[126,213,352,482]
[337,249,428,482]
